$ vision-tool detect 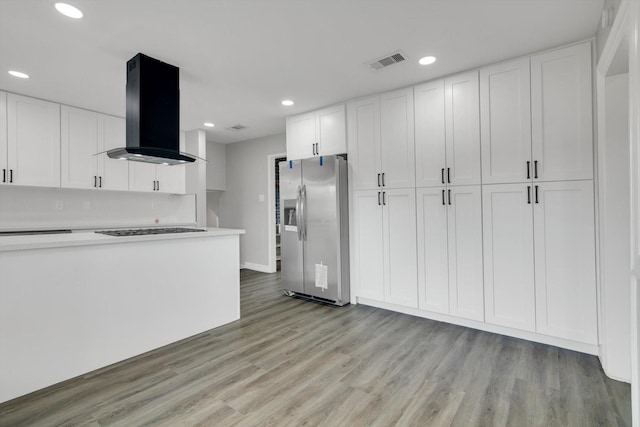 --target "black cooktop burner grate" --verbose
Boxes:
[95,227,206,237]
